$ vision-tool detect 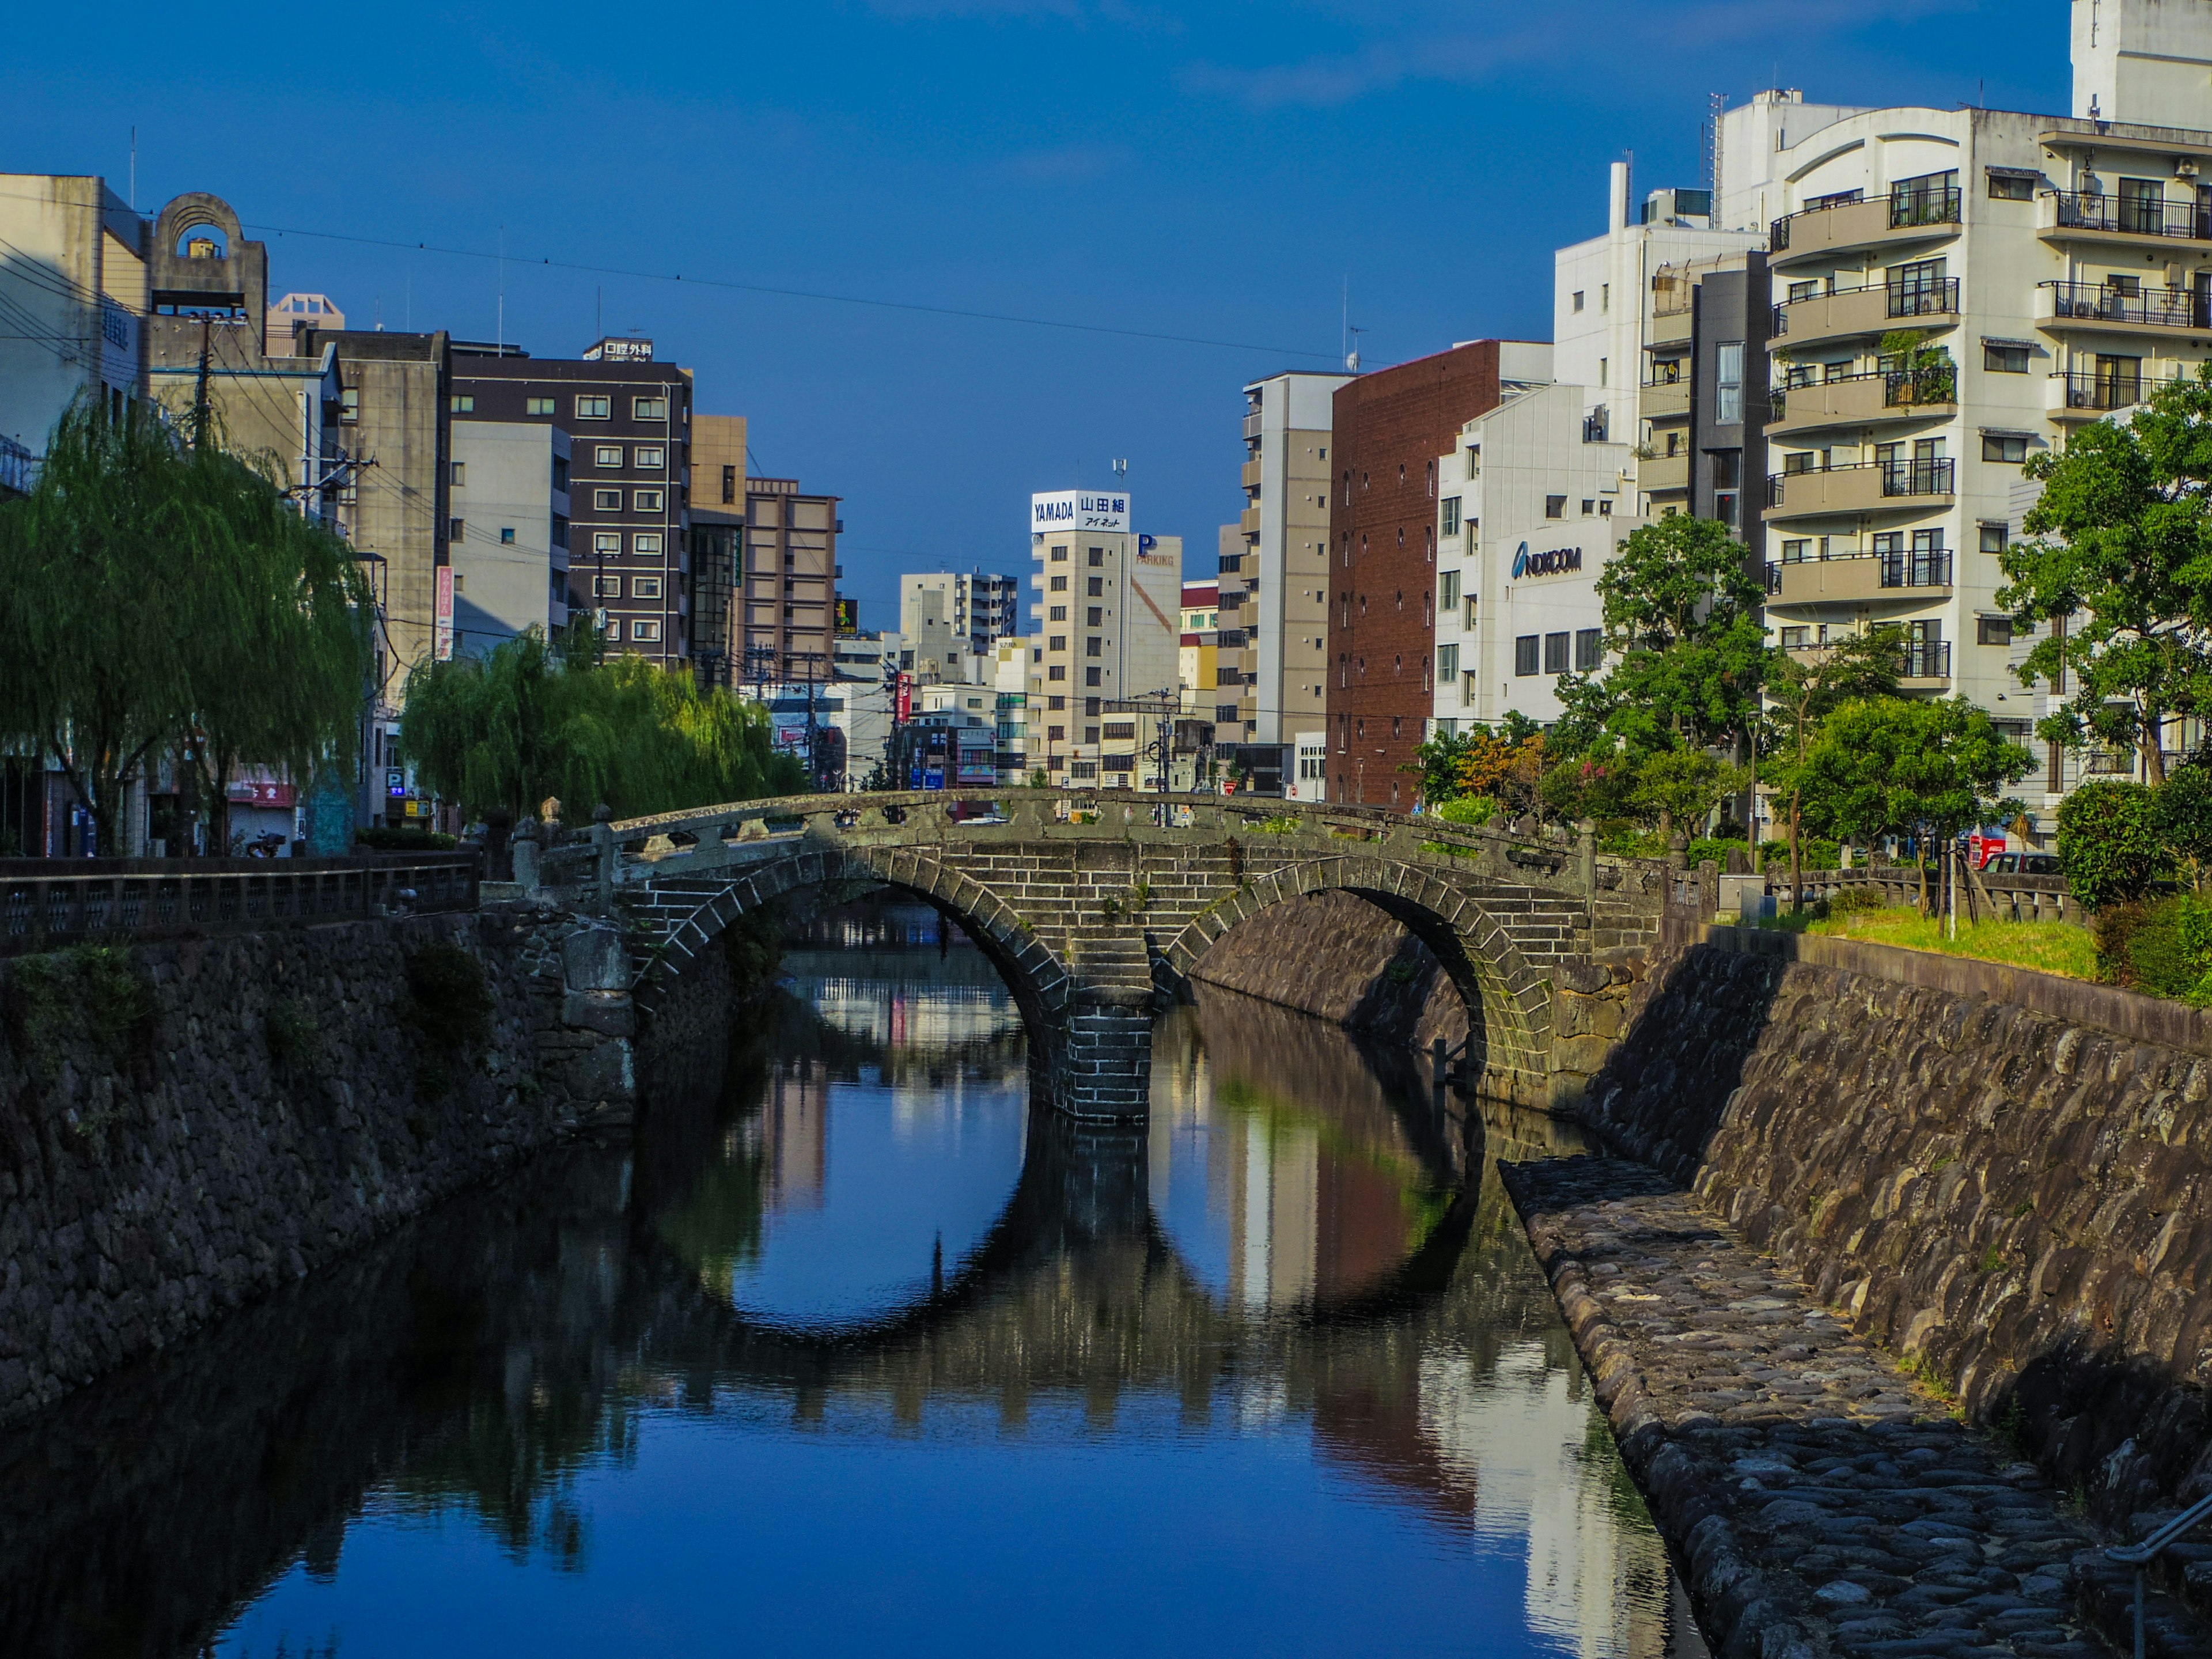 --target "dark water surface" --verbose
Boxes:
[0,944,1702,1658]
